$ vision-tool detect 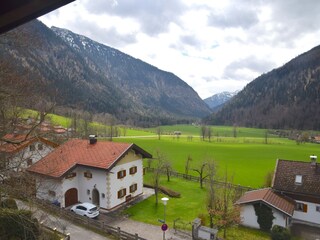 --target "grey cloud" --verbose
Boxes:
[246,0,320,47]
[224,56,277,80]
[207,1,260,29]
[180,35,201,47]
[84,0,187,36]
